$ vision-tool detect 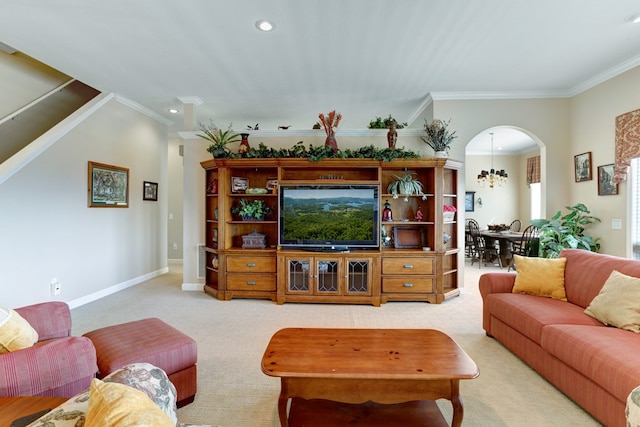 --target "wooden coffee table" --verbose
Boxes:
[0,396,67,426]
[261,328,479,427]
